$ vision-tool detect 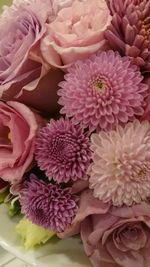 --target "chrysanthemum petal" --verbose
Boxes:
[58,50,148,132]
[89,120,150,206]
